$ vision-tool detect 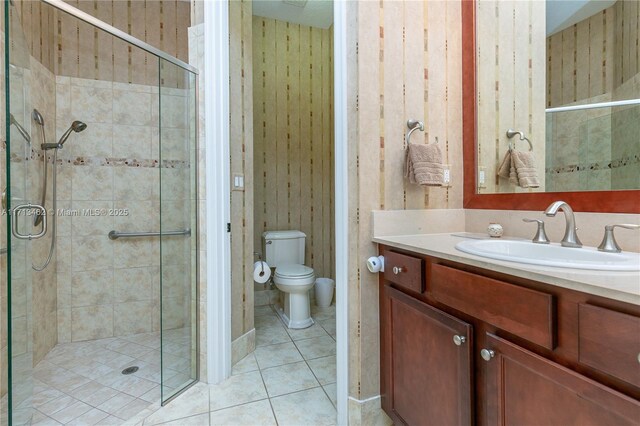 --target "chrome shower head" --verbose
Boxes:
[57,120,88,147]
[71,121,88,132]
[32,109,45,127]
